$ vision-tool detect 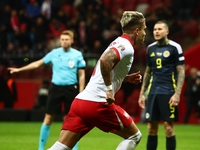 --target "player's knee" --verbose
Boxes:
[128,130,142,144]
[164,125,174,136]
